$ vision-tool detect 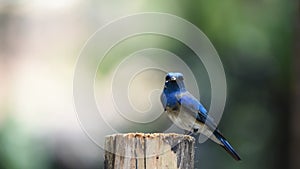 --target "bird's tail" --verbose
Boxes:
[213,130,241,161]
